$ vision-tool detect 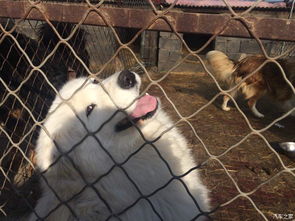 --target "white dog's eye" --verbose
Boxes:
[86,104,96,117]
